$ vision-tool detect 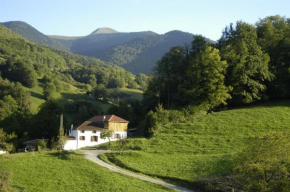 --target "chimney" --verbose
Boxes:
[103,116,106,128]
